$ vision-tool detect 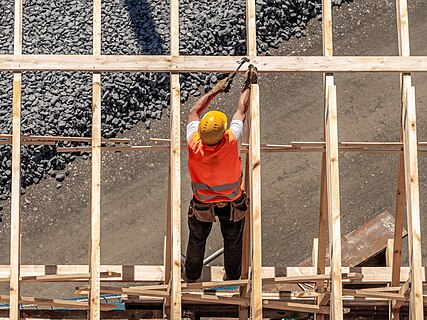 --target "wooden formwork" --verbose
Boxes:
[1,0,426,319]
